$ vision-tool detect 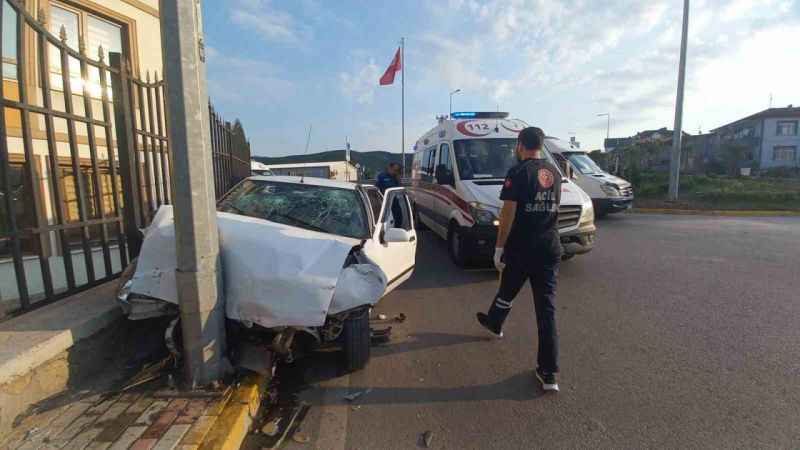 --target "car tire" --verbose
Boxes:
[448,225,471,267]
[343,308,371,372]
